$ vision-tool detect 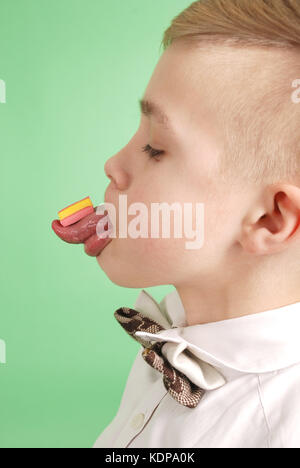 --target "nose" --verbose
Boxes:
[104,155,129,191]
